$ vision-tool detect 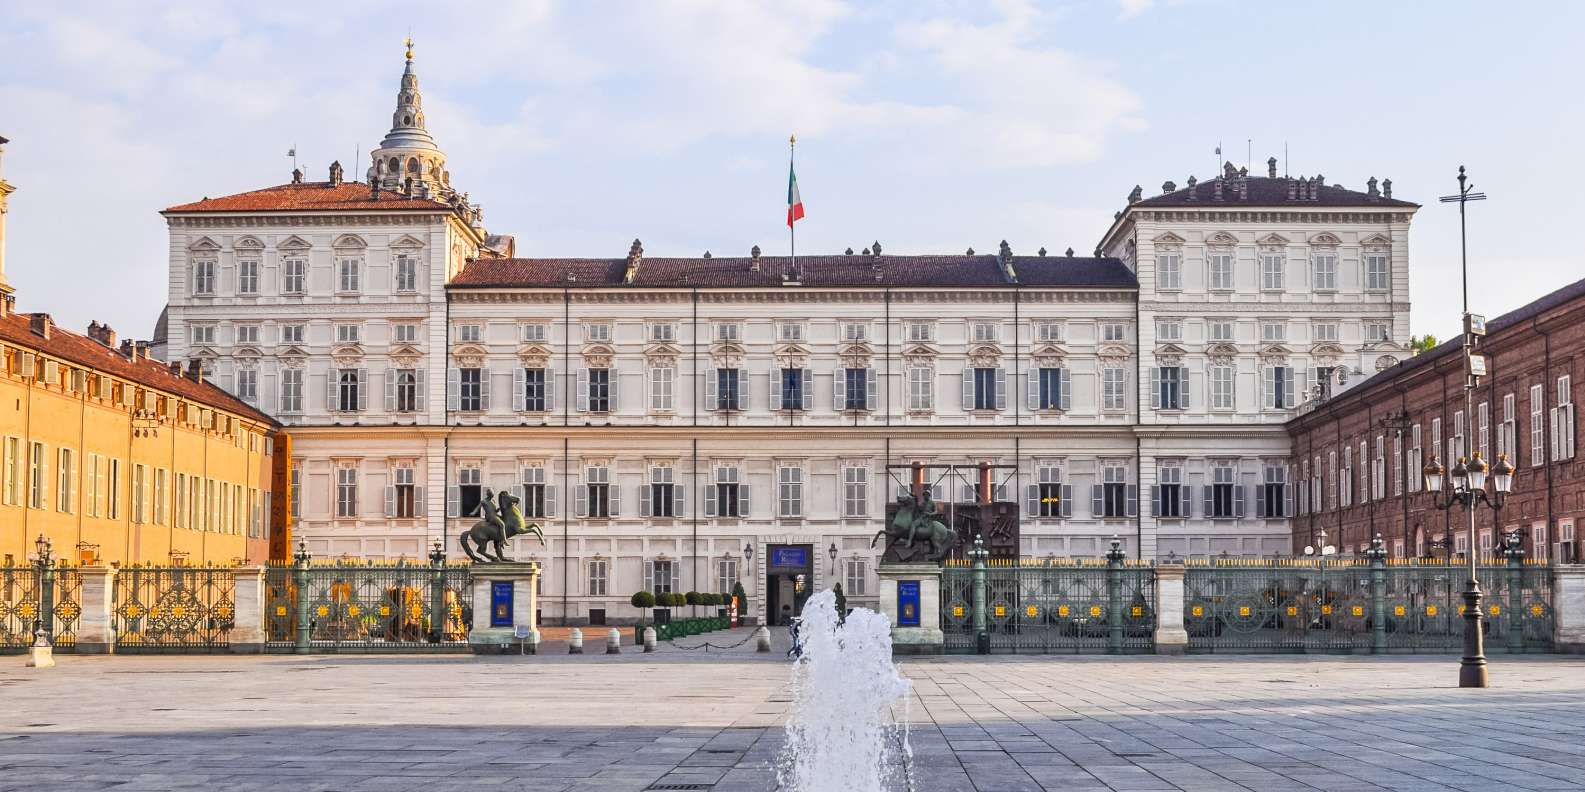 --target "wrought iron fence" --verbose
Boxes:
[1185,556,1554,654]
[265,561,473,653]
[0,561,81,652]
[113,566,236,652]
[942,559,1156,654]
